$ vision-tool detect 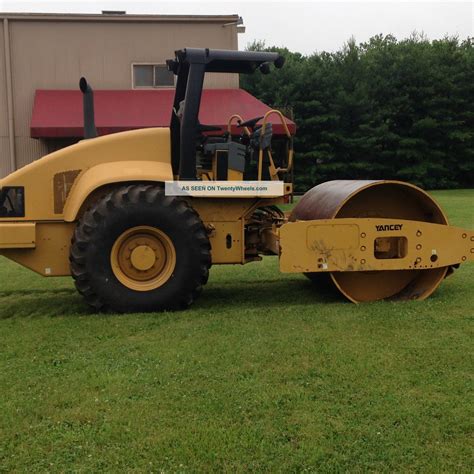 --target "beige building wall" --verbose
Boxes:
[0,13,242,176]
